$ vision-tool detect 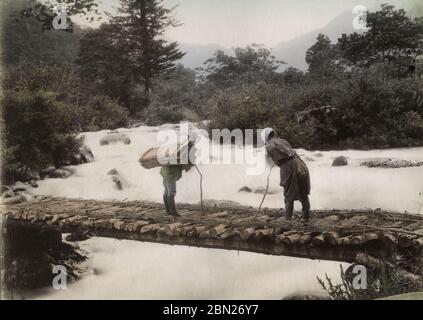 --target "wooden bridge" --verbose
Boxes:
[3,196,423,264]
